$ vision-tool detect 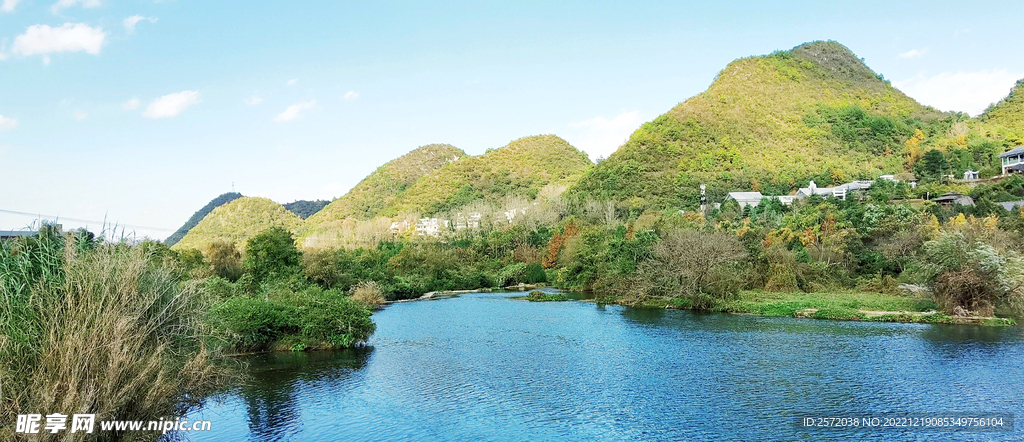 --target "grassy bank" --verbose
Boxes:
[0,229,228,440]
[633,290,1016,326]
